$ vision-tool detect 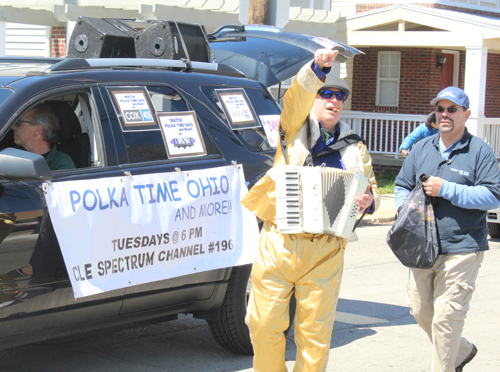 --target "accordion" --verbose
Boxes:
[275,165,370,238]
